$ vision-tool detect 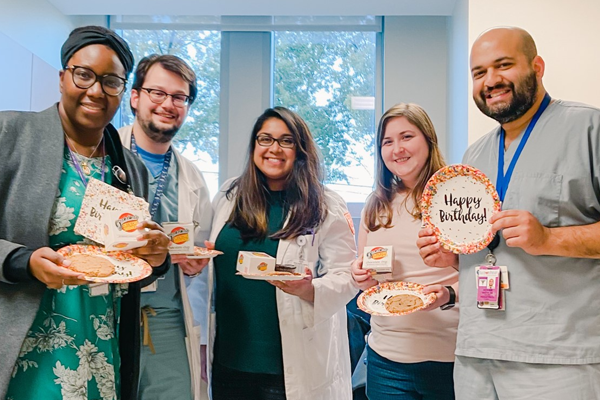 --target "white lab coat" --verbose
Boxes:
[119,126,213,400]
[206,179,357,400]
